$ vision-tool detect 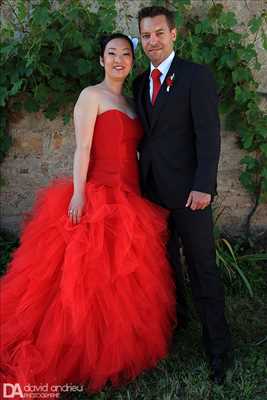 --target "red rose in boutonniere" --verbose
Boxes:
[166,73,175,92]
